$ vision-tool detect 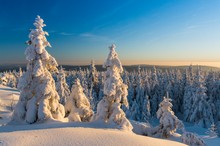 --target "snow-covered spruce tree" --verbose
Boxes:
[142,95,151,122]
[132,65,150,122]
[183,66,194,122]
[121,70,132,116]
[1,71,17,88]
[208,80,220,124]
[65,78,93,122]
[12,16,65,124]
[181,132,206,146]
[88,60,99,110]
[95,44,133,131]
[206,123,218,137]
[15,67,23,88]
[97,72,105,104]
[135,66,145,121]
[150,66,160,117]
[76,68,89,98]
[154,96,183,138]
[206,71,216,97]
[169,69,184,115]
[189,67,214,128]
[56,66,70,105]
[130,99,141,121]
